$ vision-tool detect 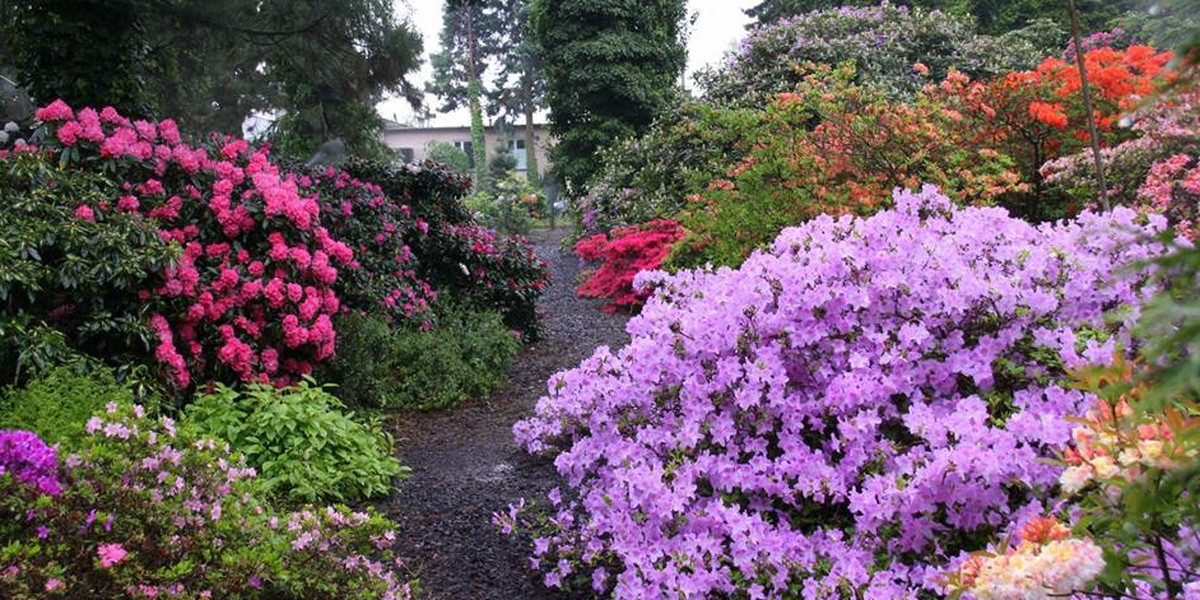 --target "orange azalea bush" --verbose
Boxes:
[932,45,1175,221]
[666,65,1022,270]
